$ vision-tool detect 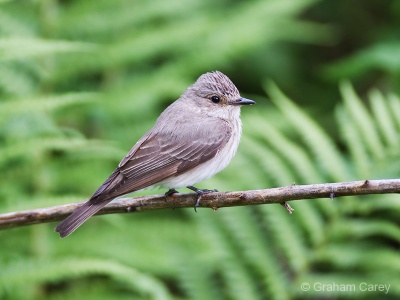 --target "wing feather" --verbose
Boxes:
[97,117,231,198]
[55,117,231,237]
